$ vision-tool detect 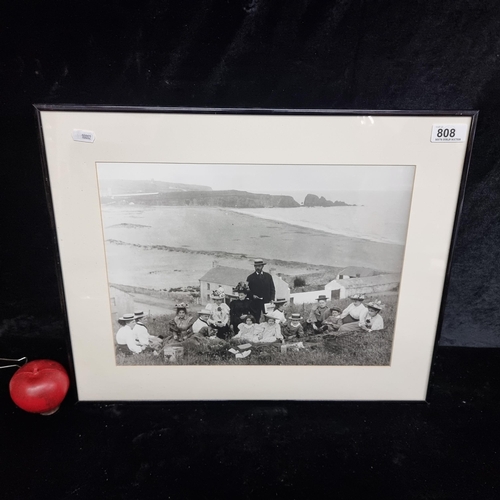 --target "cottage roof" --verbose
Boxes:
[199,266,250,286]
[337,266,377,277]
[334,273,400,288]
